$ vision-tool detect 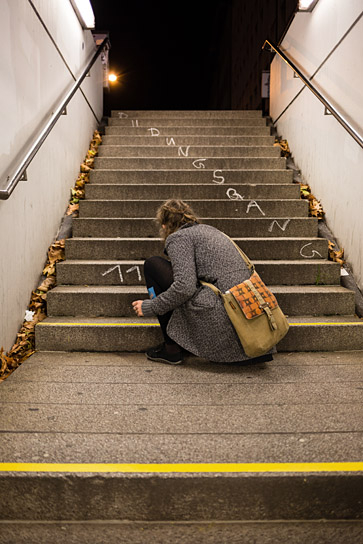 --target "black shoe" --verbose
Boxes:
[146,345,183,365]
[248,353,273,364]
